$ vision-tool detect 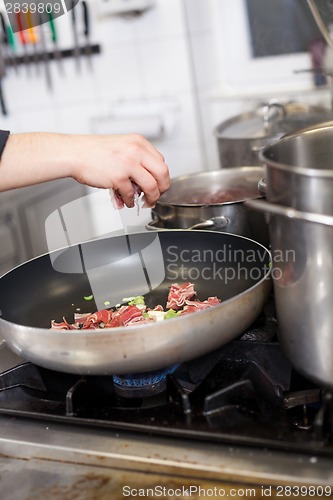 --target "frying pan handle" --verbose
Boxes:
[245,199,333,227]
